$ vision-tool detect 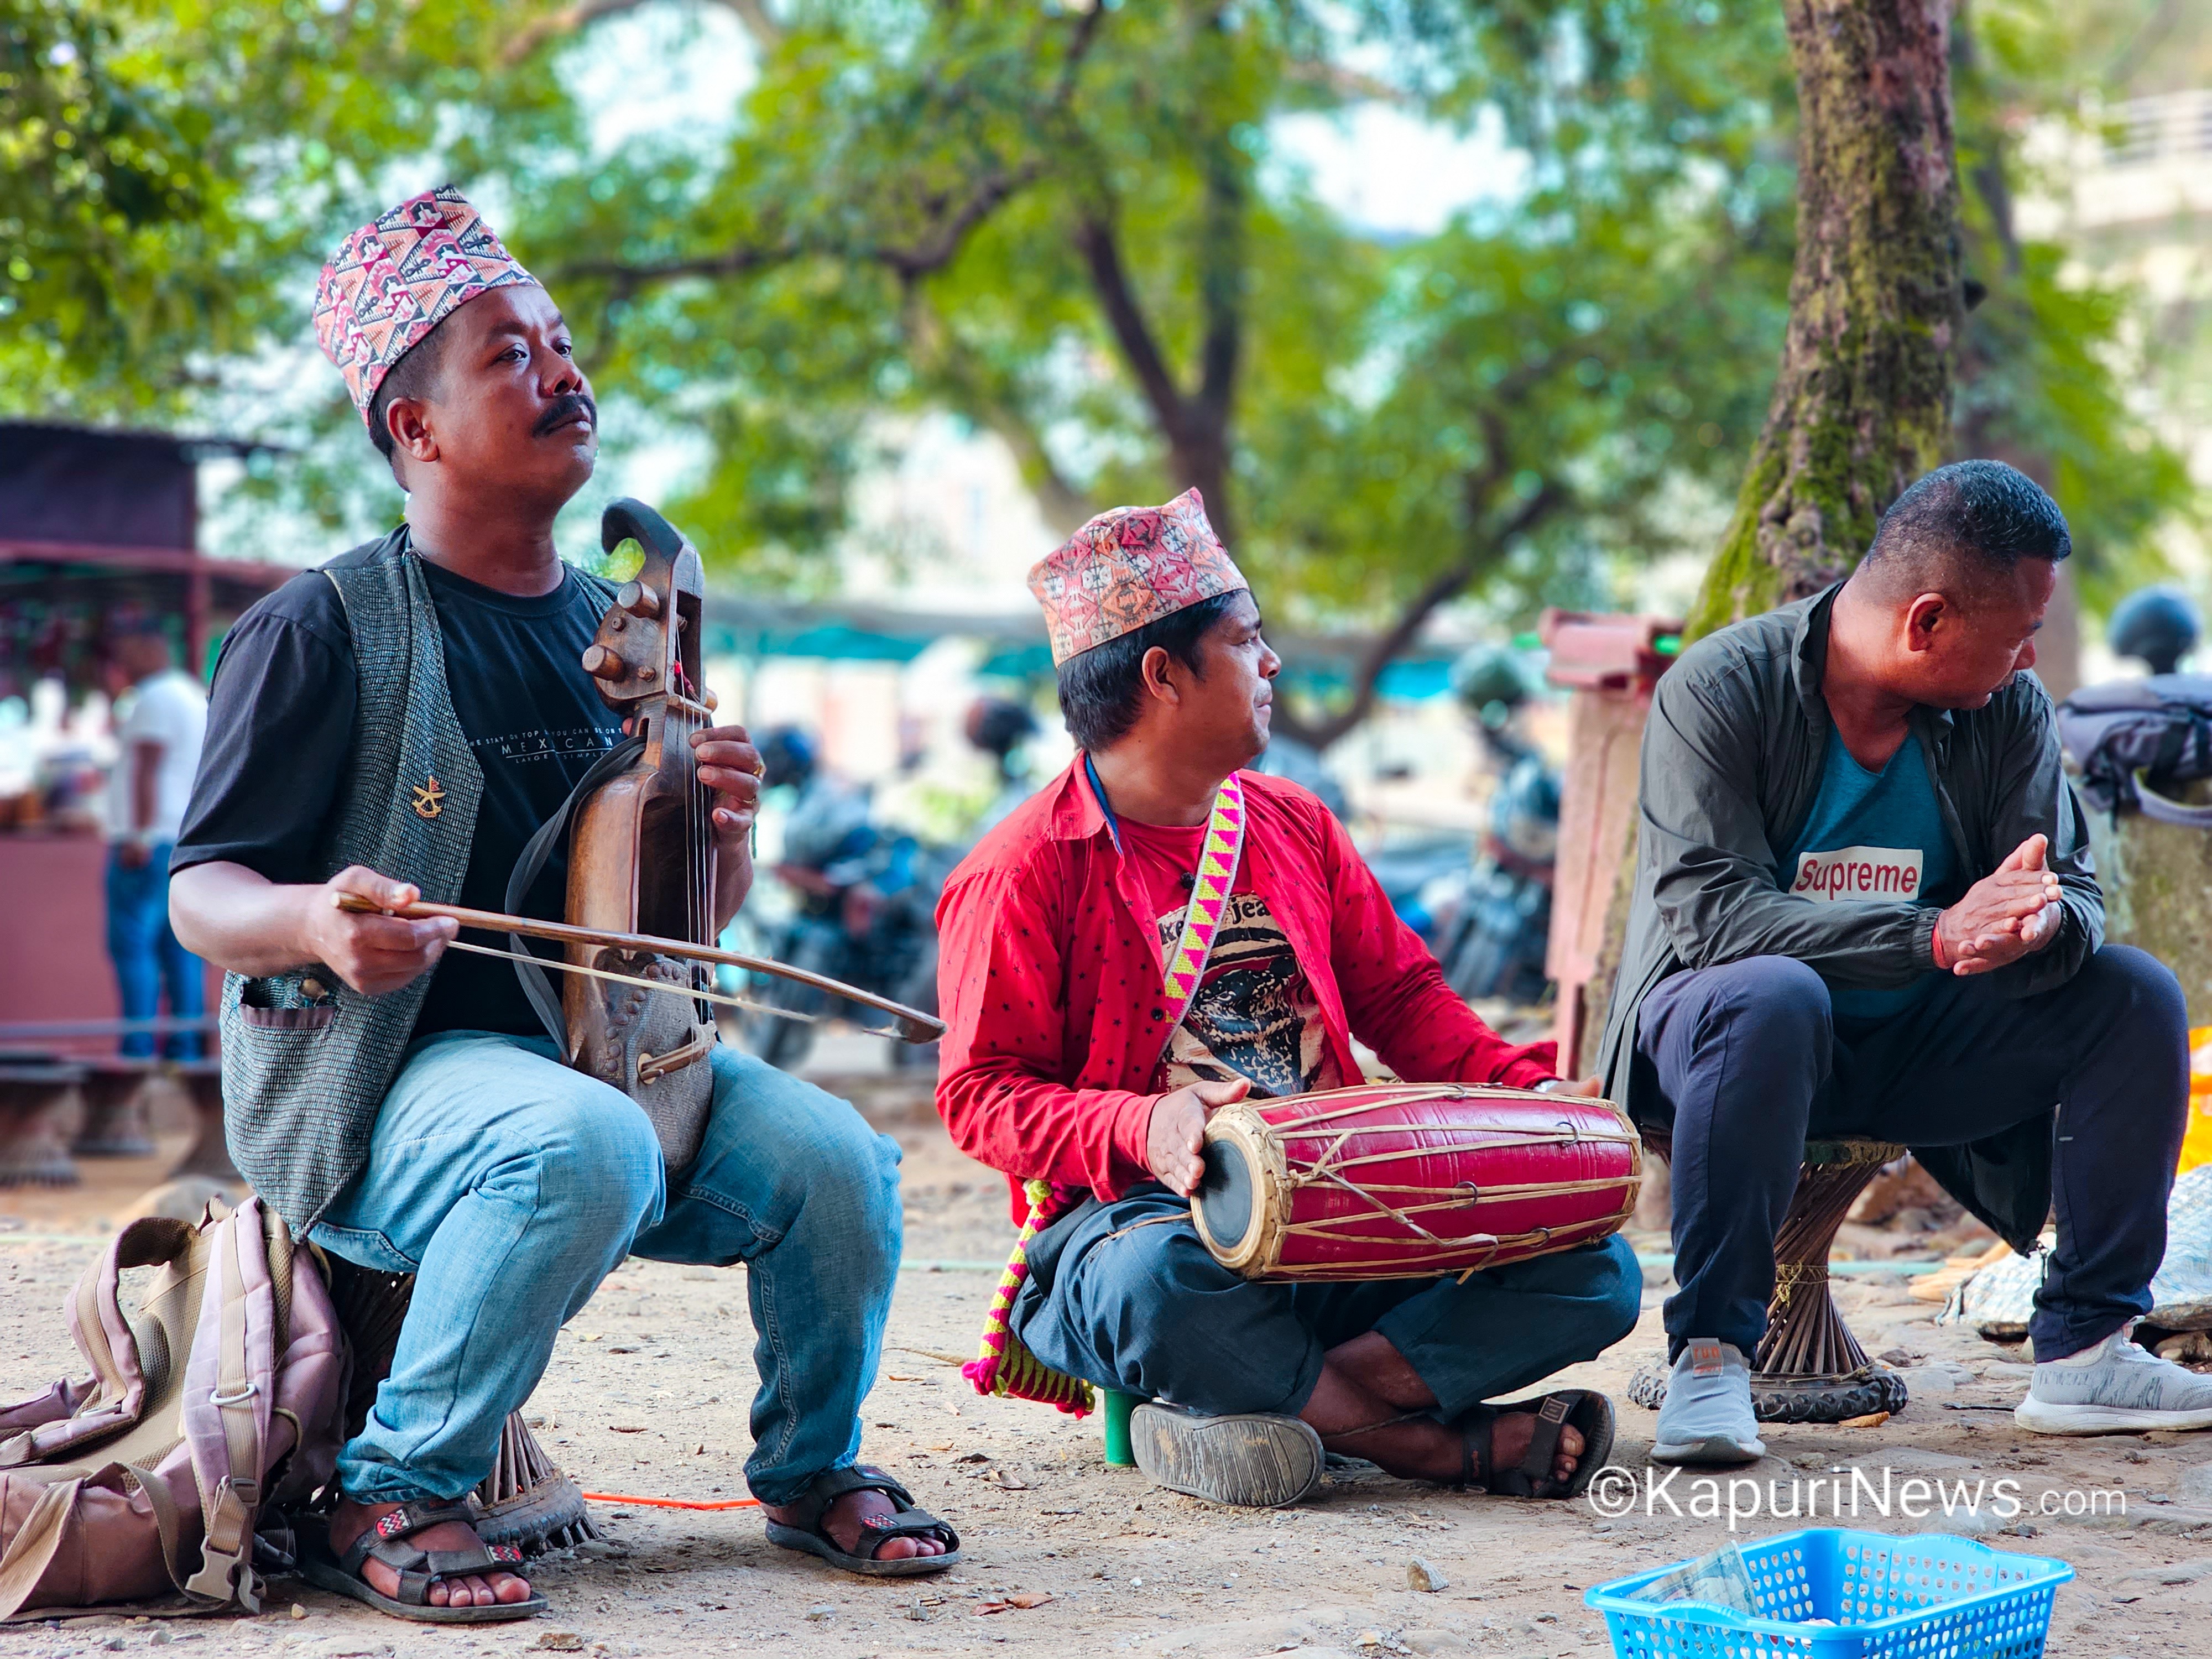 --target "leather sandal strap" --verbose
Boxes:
[333,1501,476,1578]
[1514,1392,1579,1498]
[853,1506,955,1562]
[784,1463,917,1531]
